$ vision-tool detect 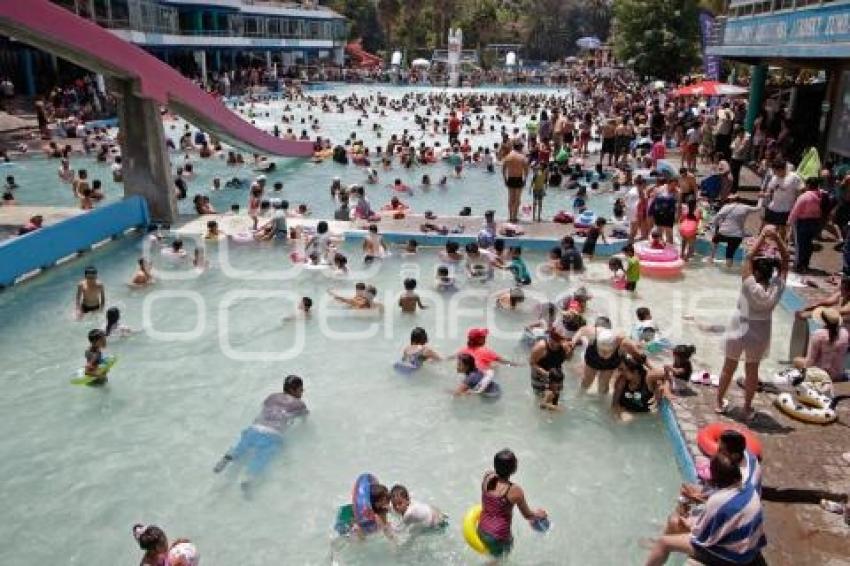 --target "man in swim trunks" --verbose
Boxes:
[76,266,105,317]
[213,375,308,492]
[502,142,529,223]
